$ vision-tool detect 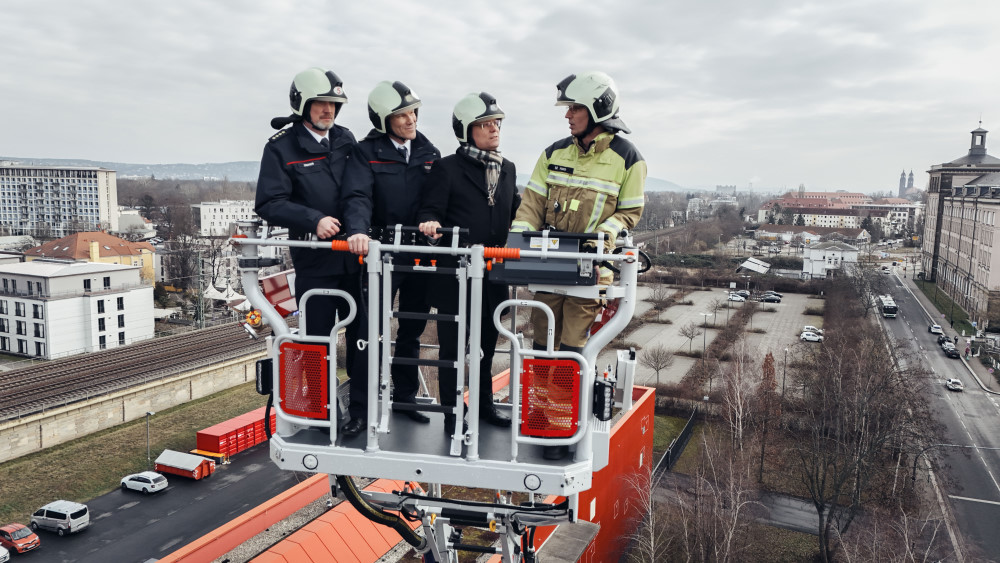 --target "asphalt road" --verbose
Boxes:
[22,443,311,563]
[884,272,1000,561]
